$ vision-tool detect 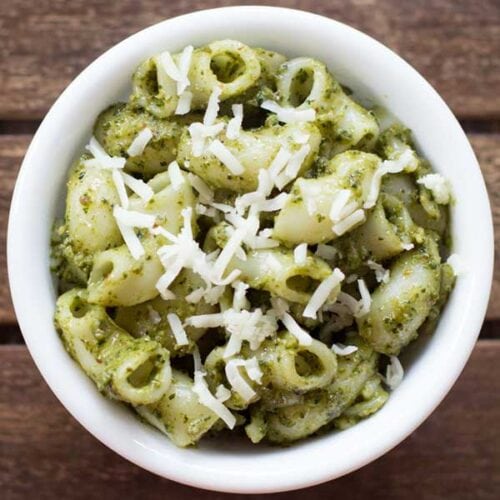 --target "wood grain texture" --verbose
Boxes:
[0,0,499,120]
[0,341,498,499]
[2,133,500,323]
